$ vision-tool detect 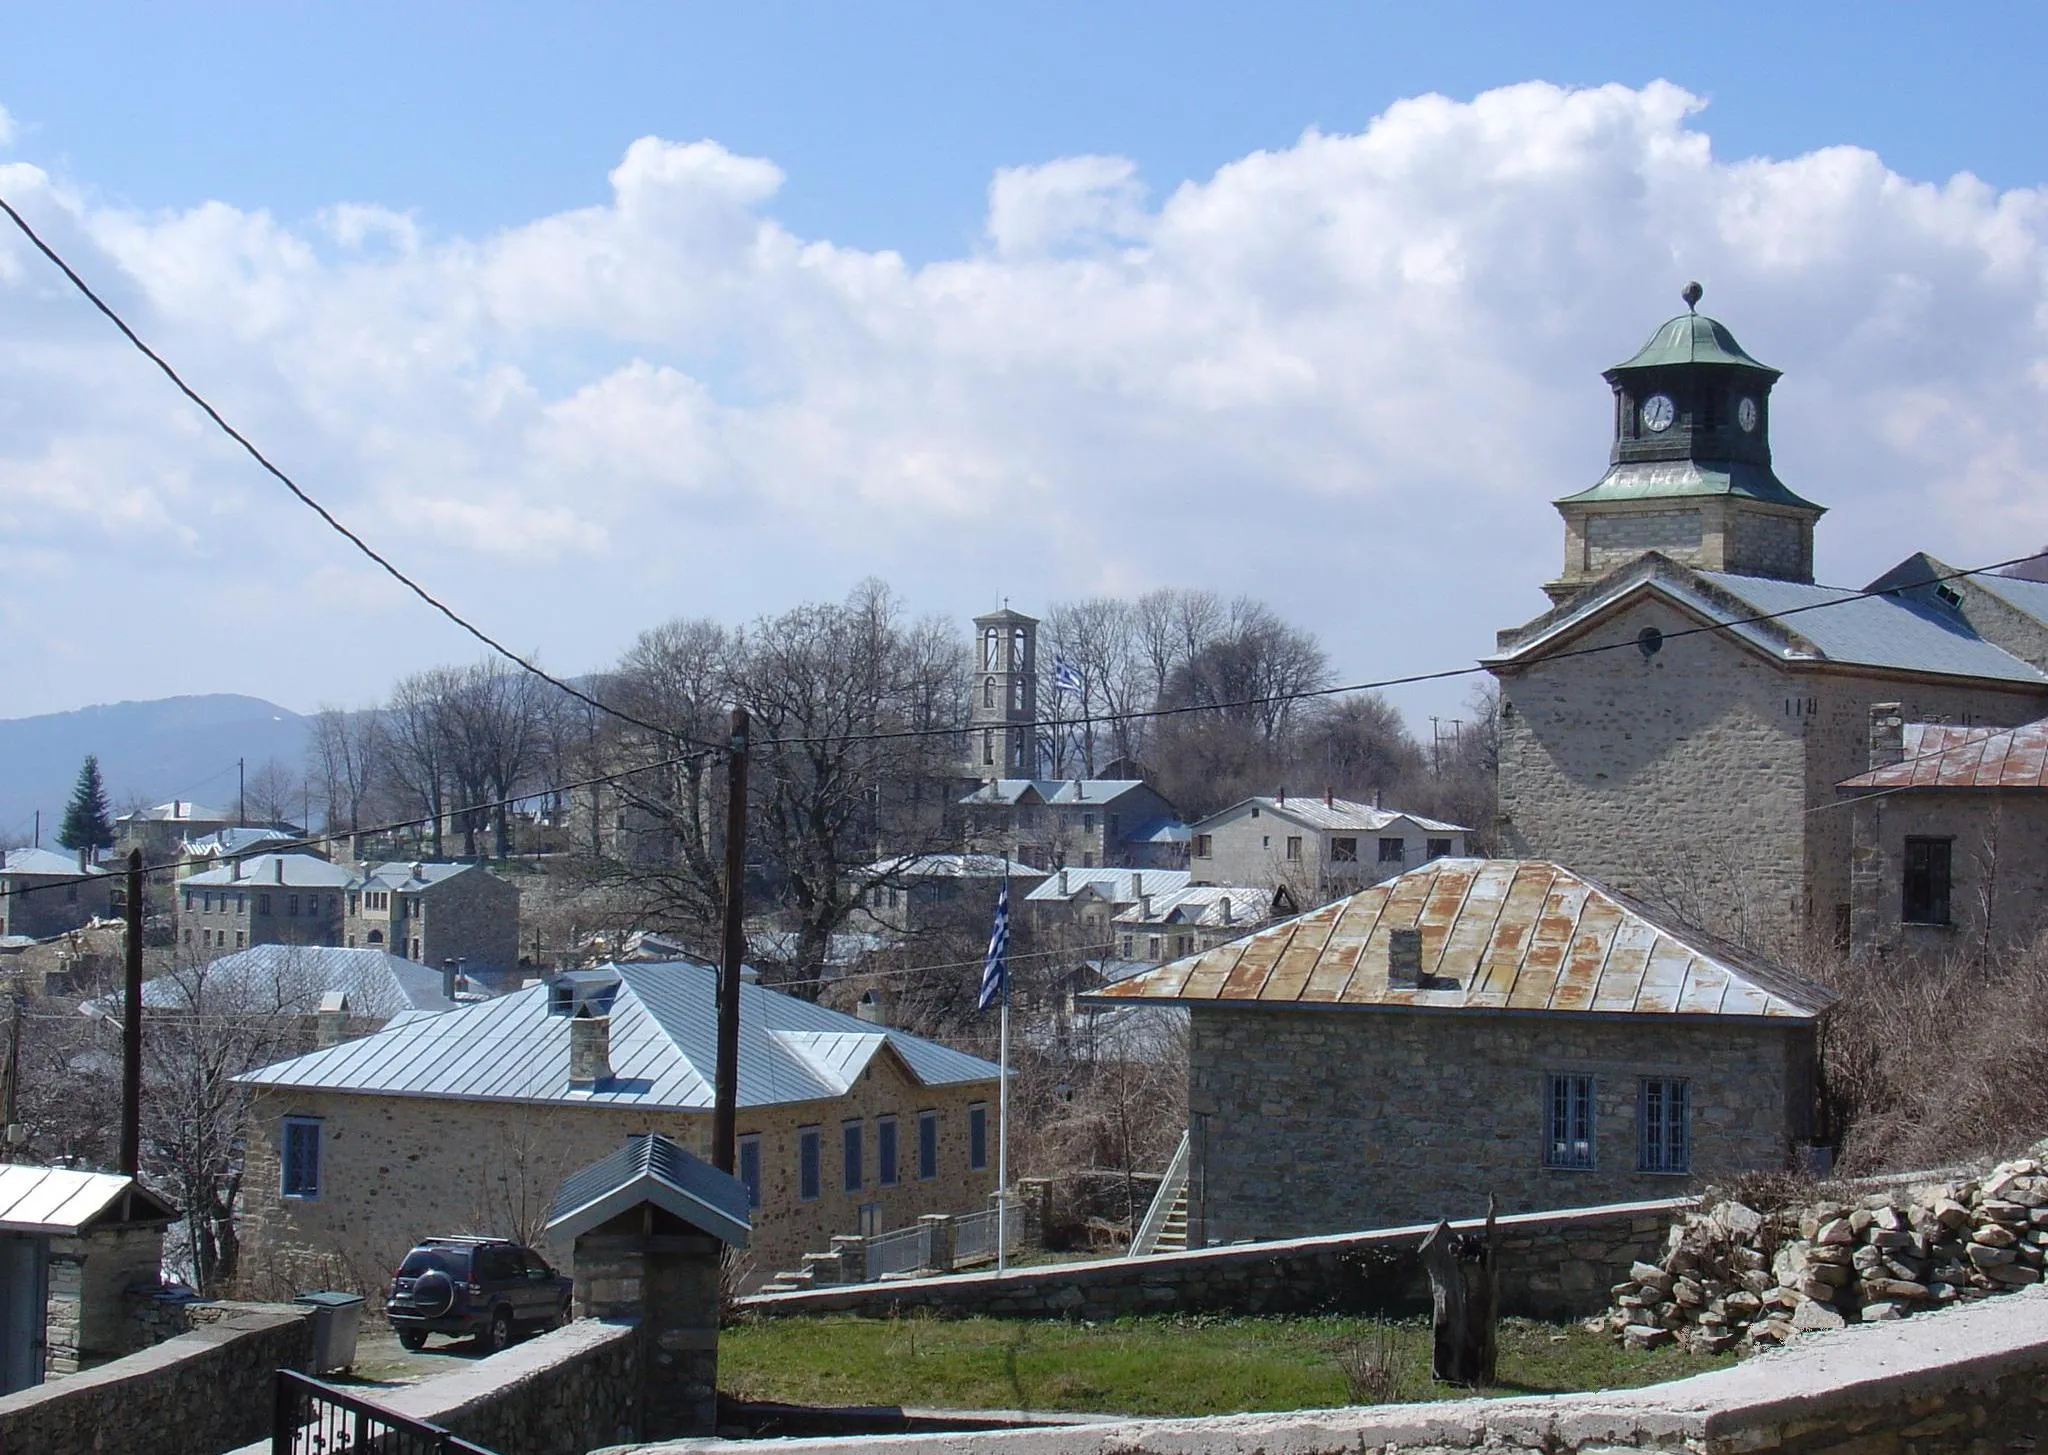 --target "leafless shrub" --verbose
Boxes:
[1333,1321,1406,1405]
[718,1245,757,1322]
